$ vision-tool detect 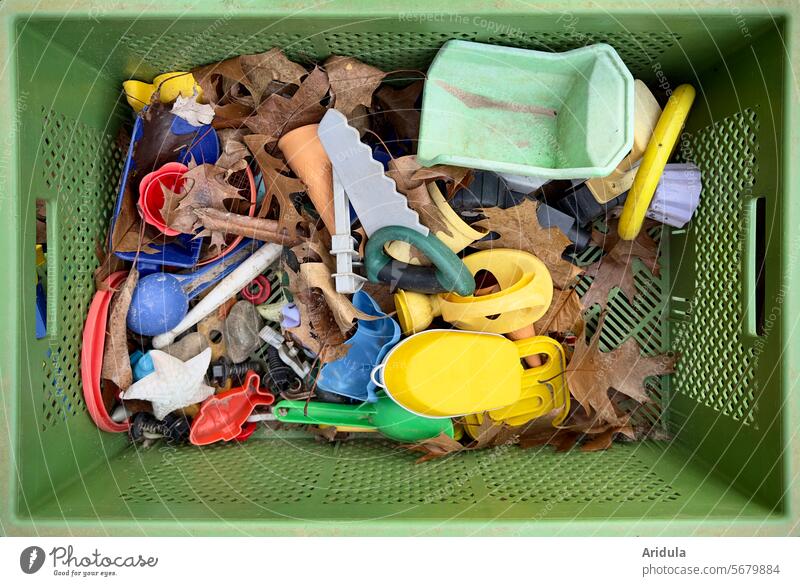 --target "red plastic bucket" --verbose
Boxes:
[138,162,189,236]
